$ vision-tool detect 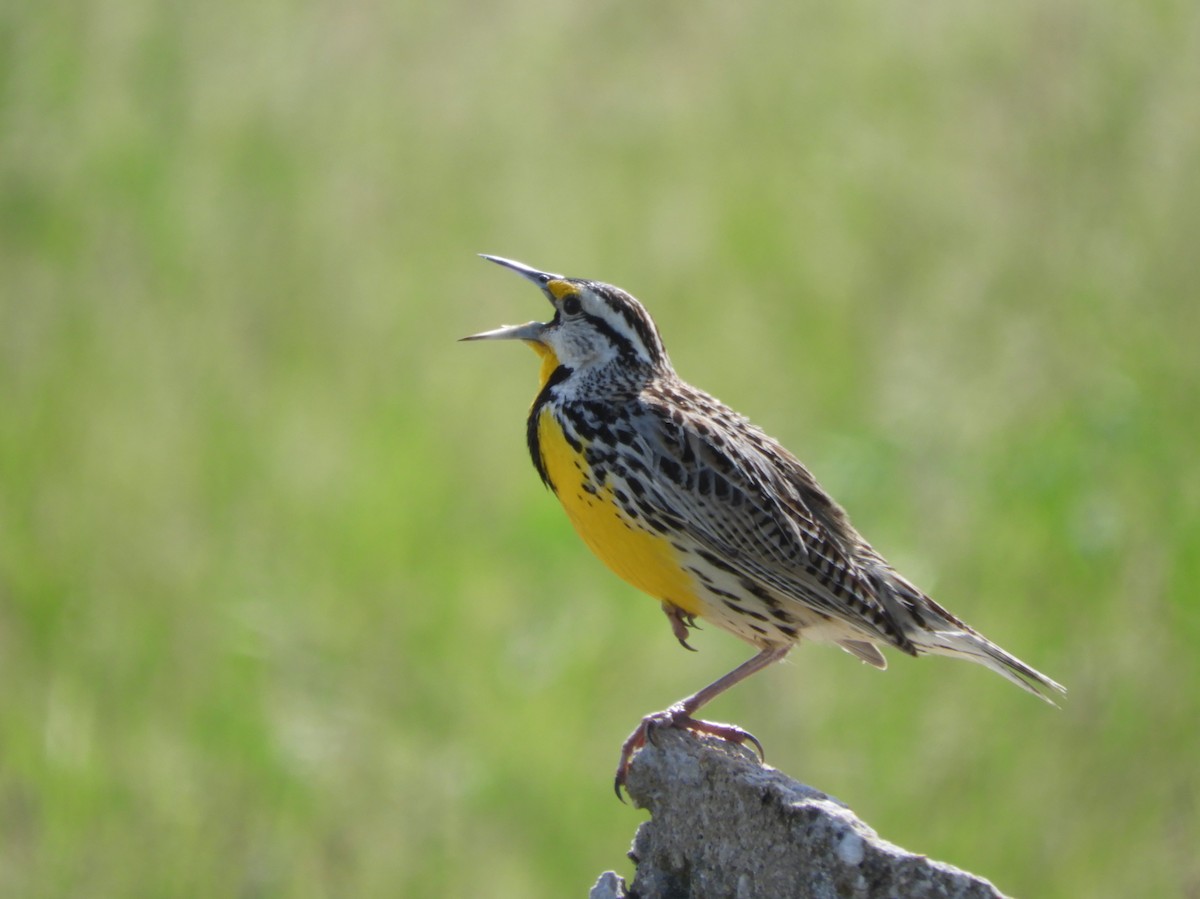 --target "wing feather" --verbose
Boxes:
[631,385,914,652]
